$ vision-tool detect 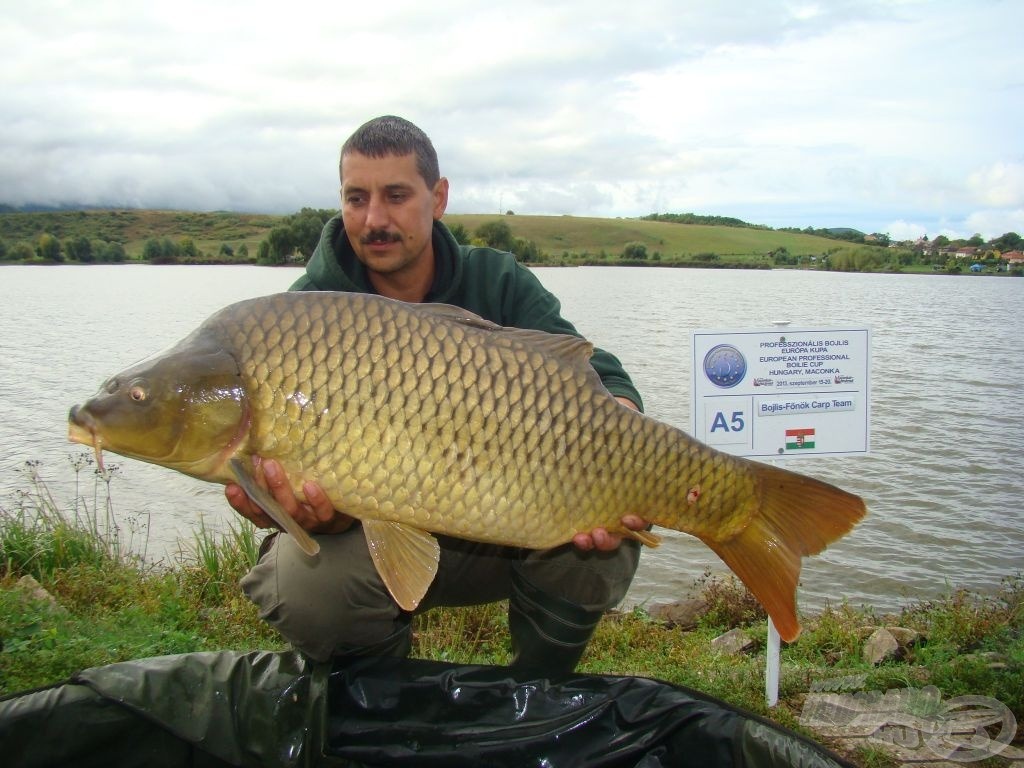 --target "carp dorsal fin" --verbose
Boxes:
[362,519,441,611]
[414,302,504,331]
[512,330,594,367]
[228,458,320,557]
[414,303,595,369]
